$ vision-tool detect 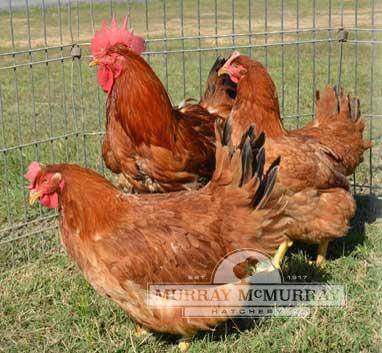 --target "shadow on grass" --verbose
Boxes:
[149,318,261,347]
[330,193,382,259]
[353,193,382,227]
